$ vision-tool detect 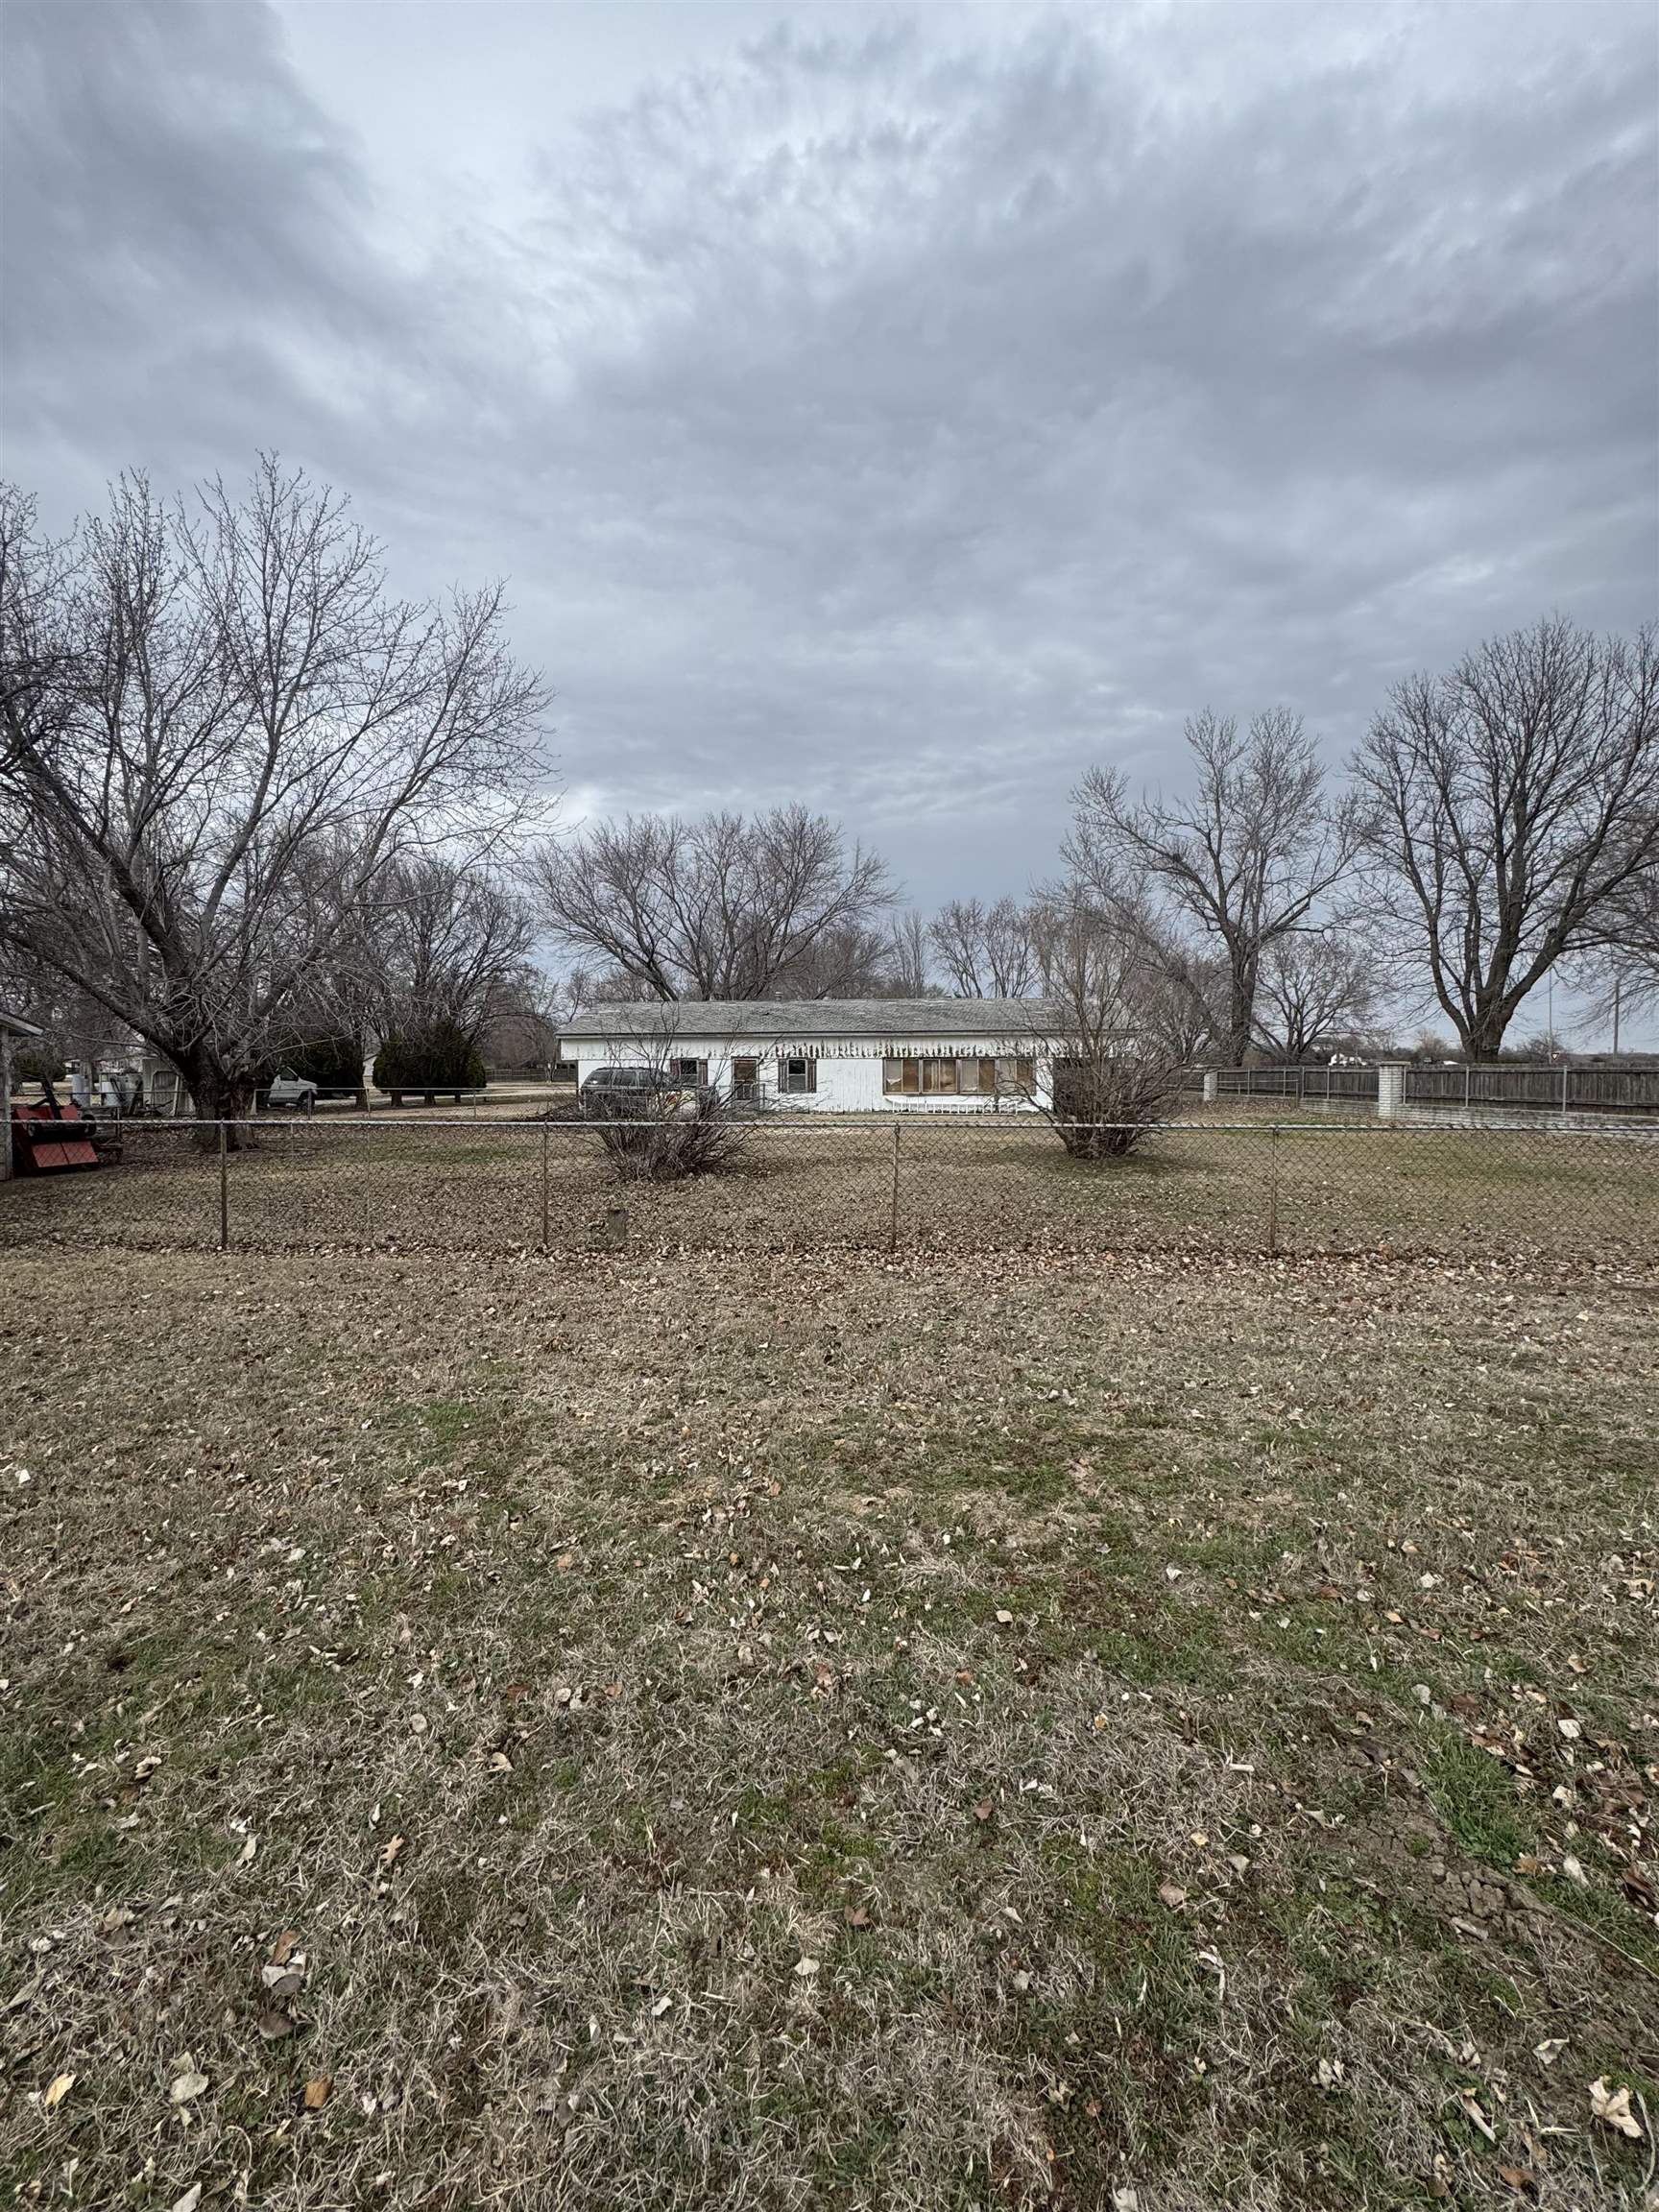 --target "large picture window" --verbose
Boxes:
[882,1055,1034,1096]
